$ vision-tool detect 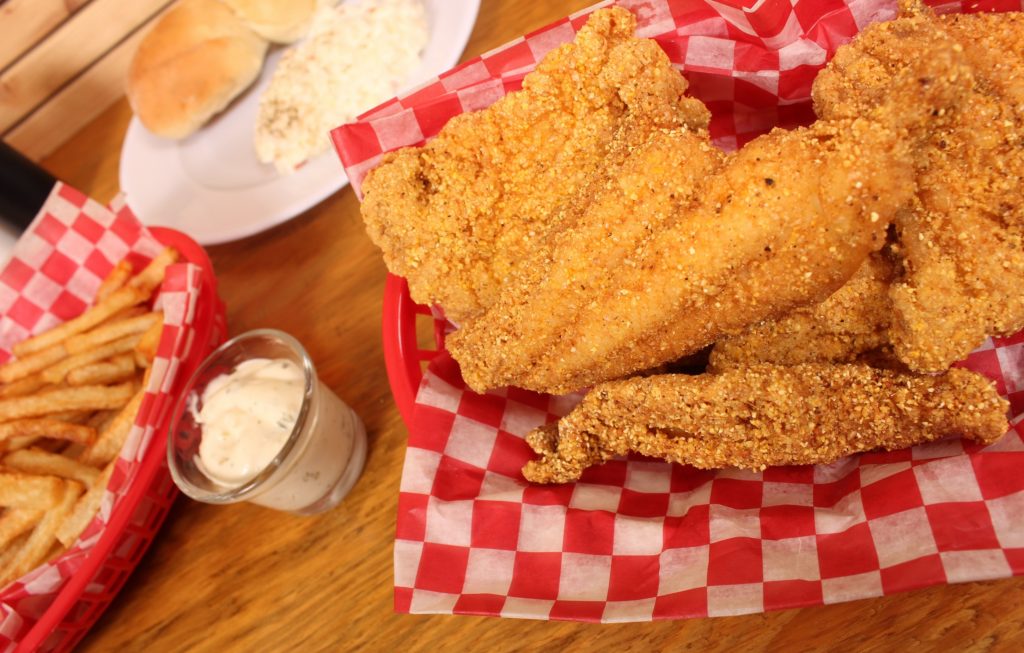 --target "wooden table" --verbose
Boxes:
[37,1,1024,650]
